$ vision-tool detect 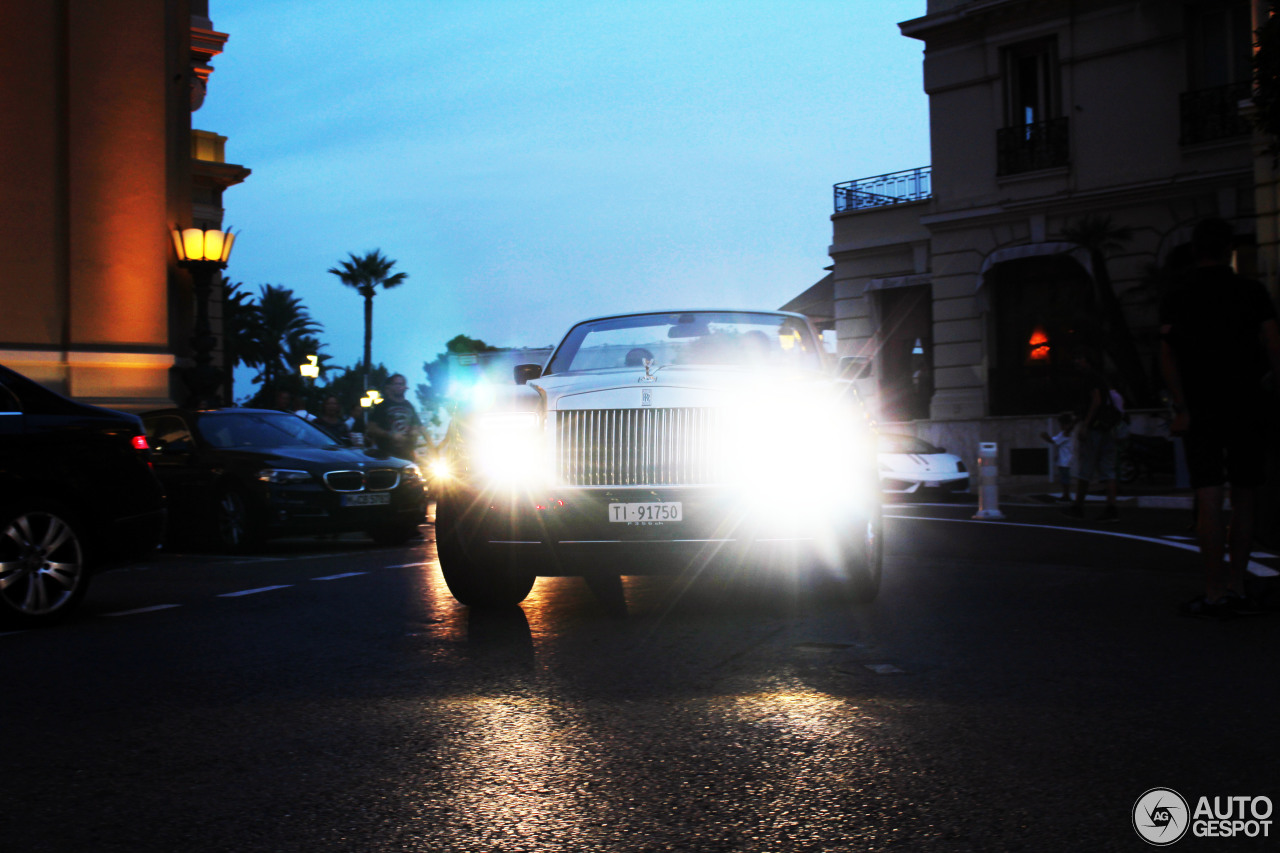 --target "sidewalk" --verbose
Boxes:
[999,477,1195,510]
